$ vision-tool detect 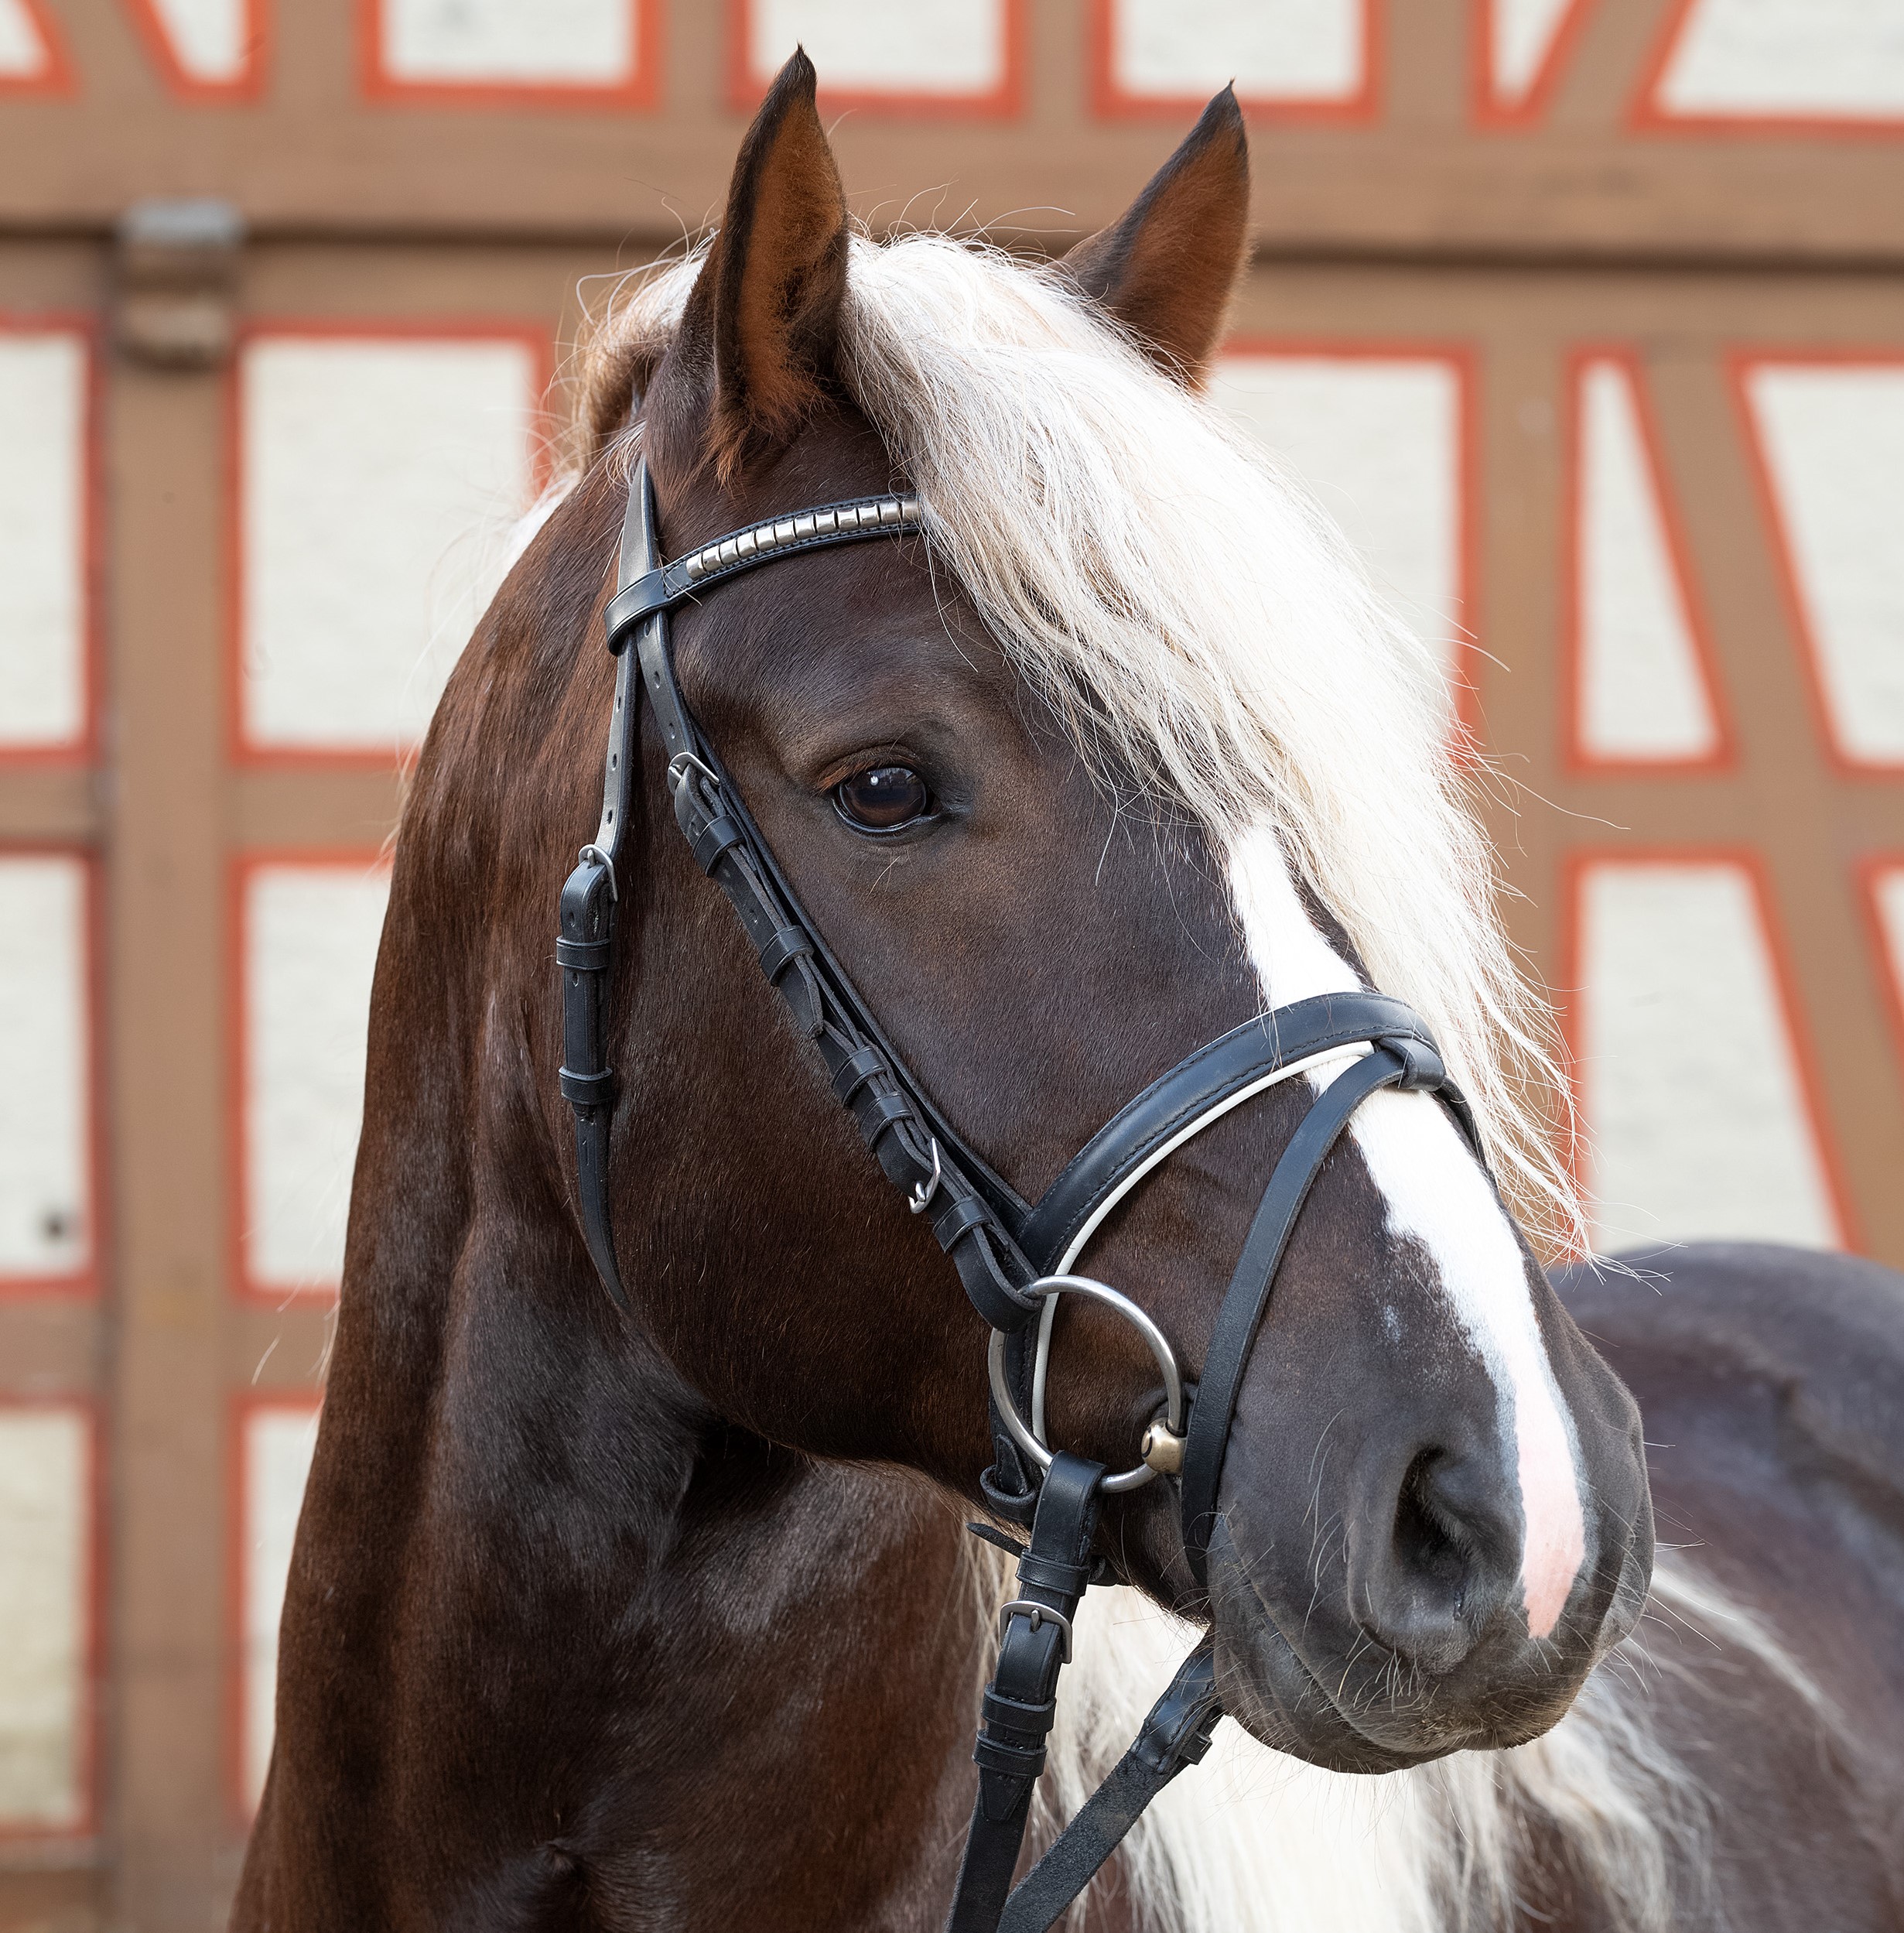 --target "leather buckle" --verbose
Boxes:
[996,1599,1073,1664]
